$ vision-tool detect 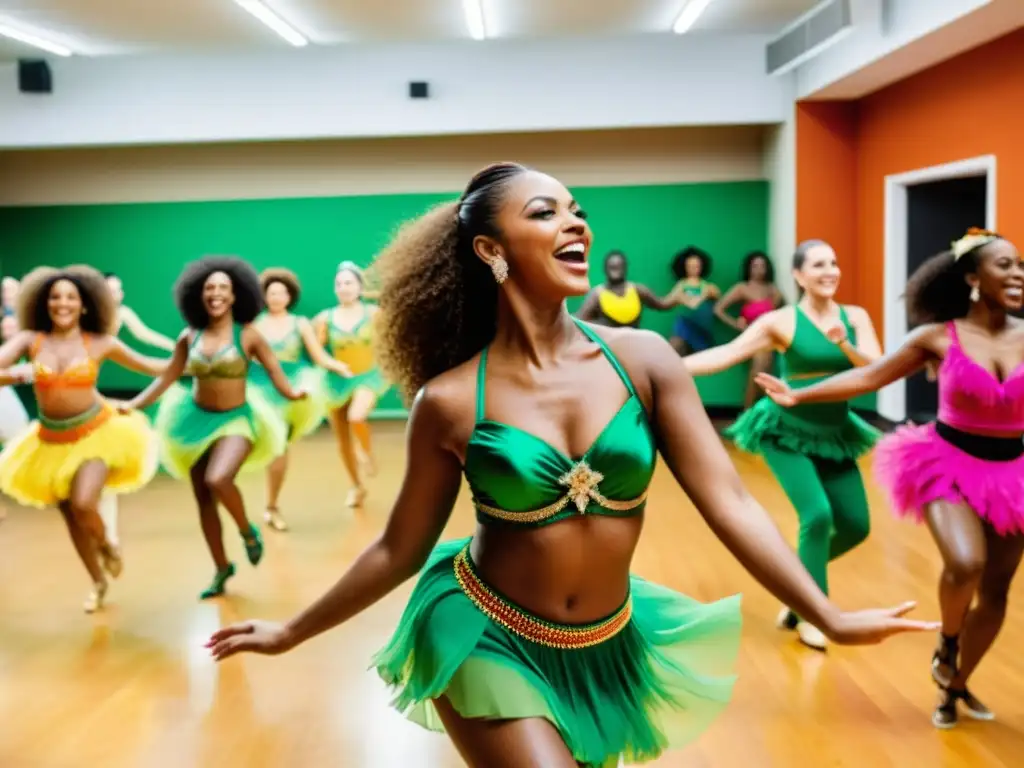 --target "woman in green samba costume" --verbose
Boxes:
[207,166,934,767]
[685,239,883,651]
[313,261,390,509]
[253,268,352,531]
[115,256,306,599]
